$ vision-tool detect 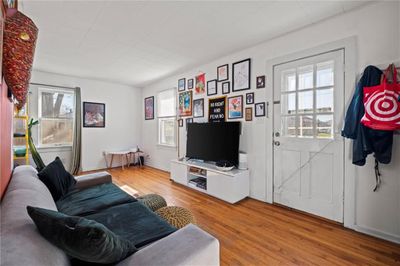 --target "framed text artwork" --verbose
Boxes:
[209,96,226,122]
[232,58,251,92]
[179,91,193,117]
